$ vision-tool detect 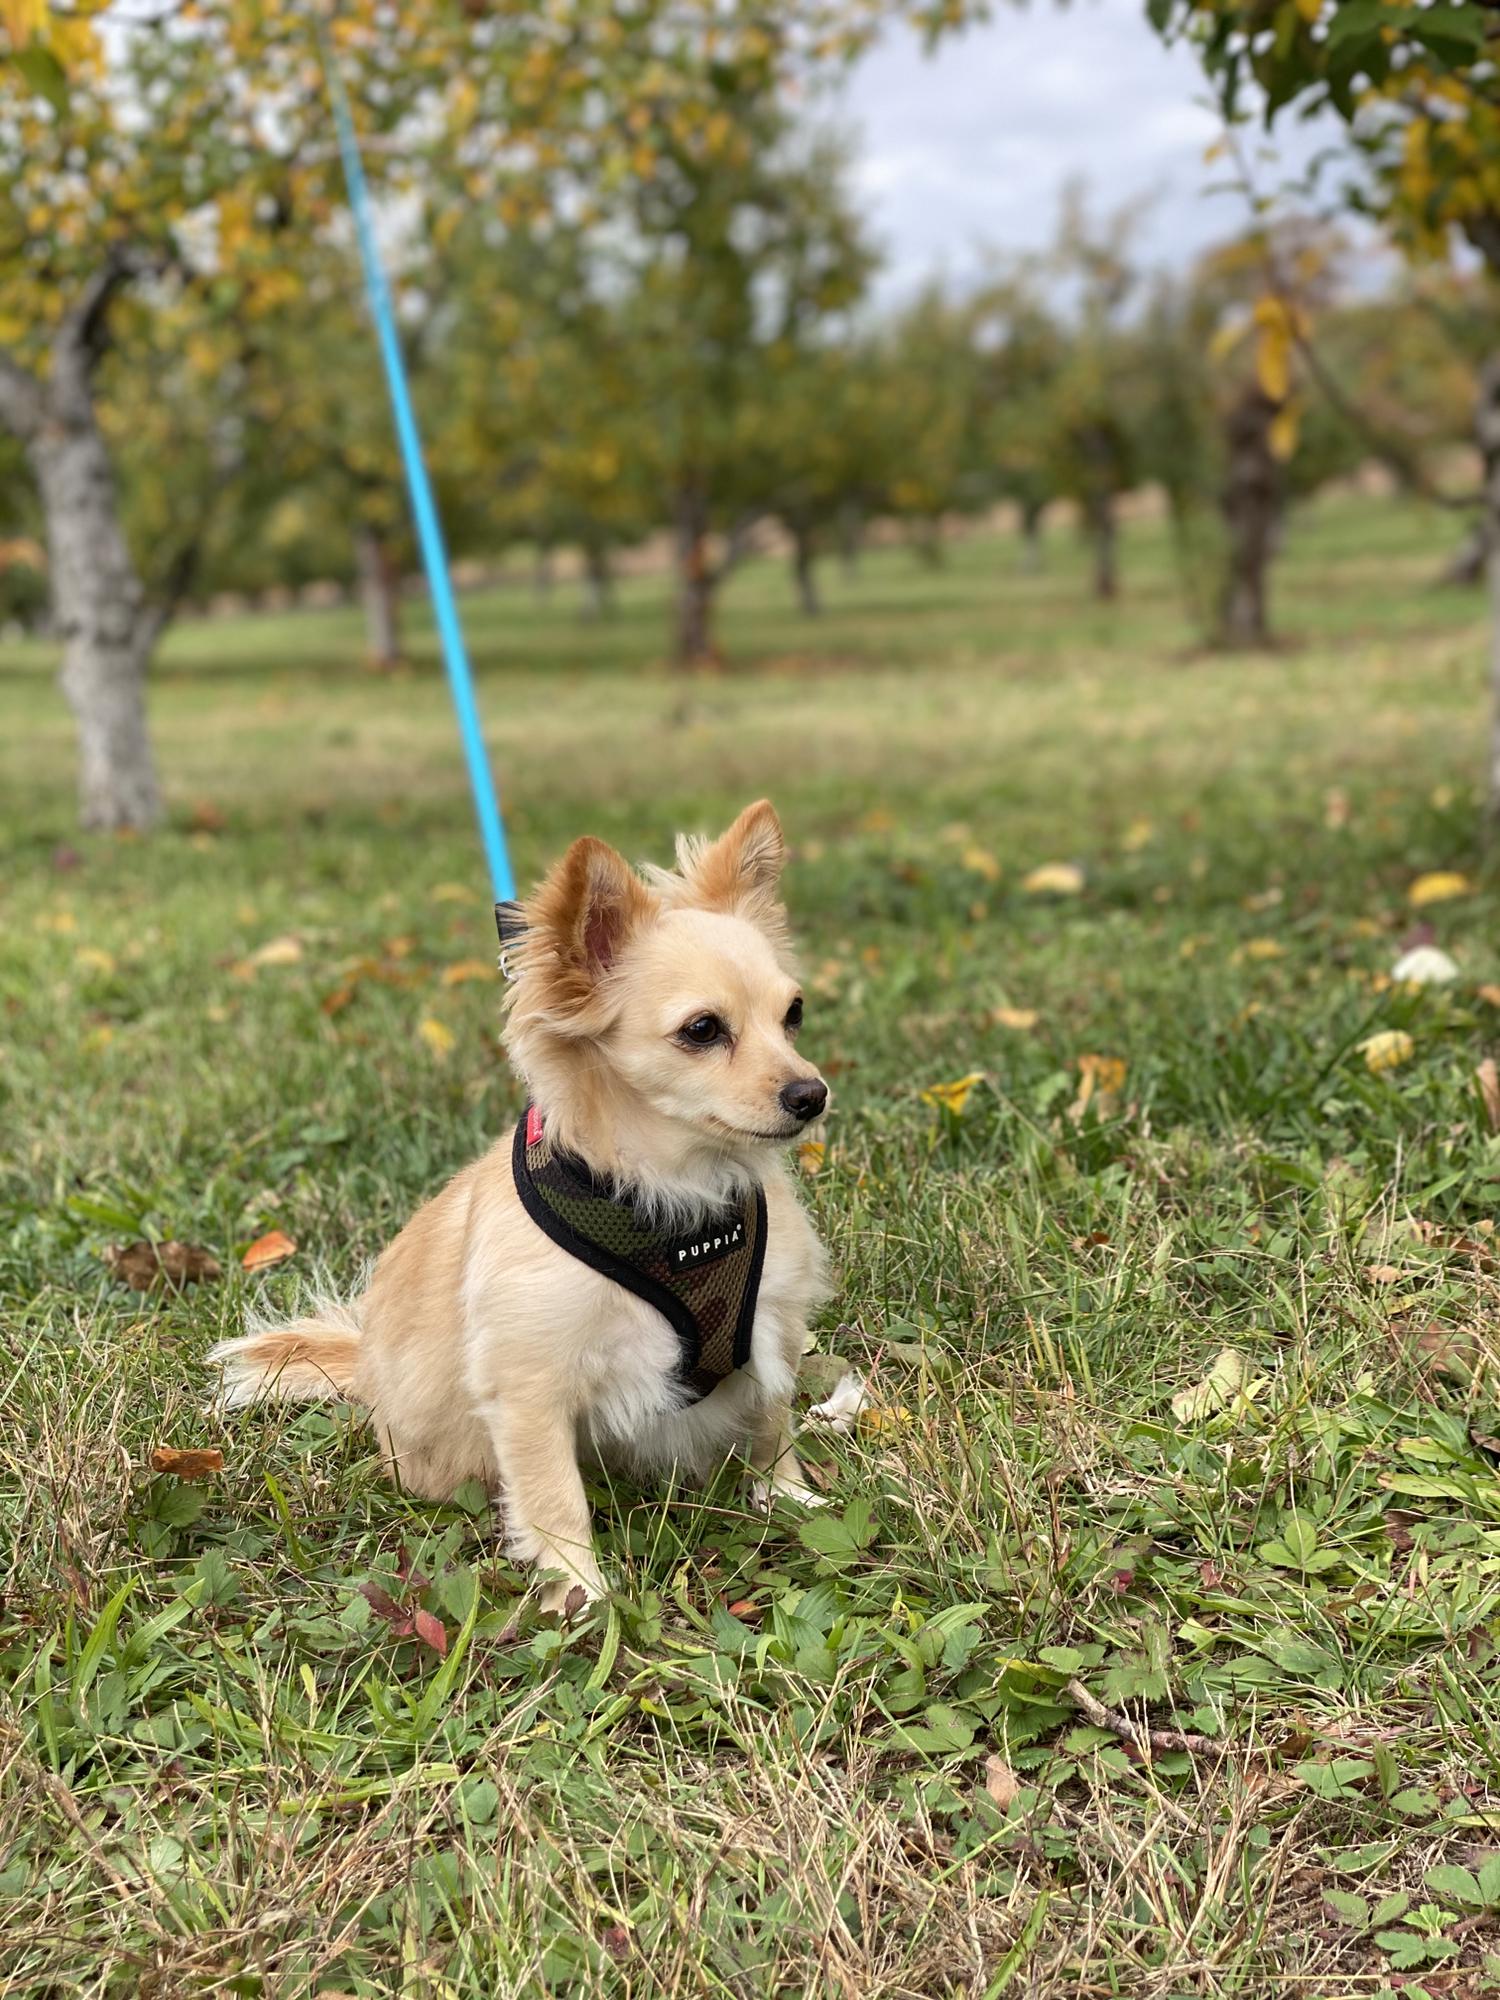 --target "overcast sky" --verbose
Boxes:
[840,0,1337,300]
